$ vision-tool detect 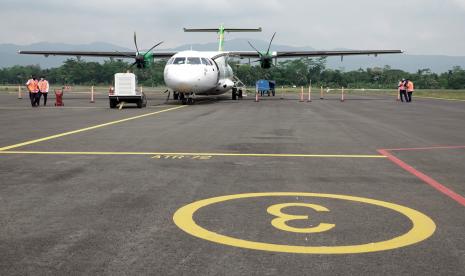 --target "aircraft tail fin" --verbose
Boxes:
[183,25,262,51]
